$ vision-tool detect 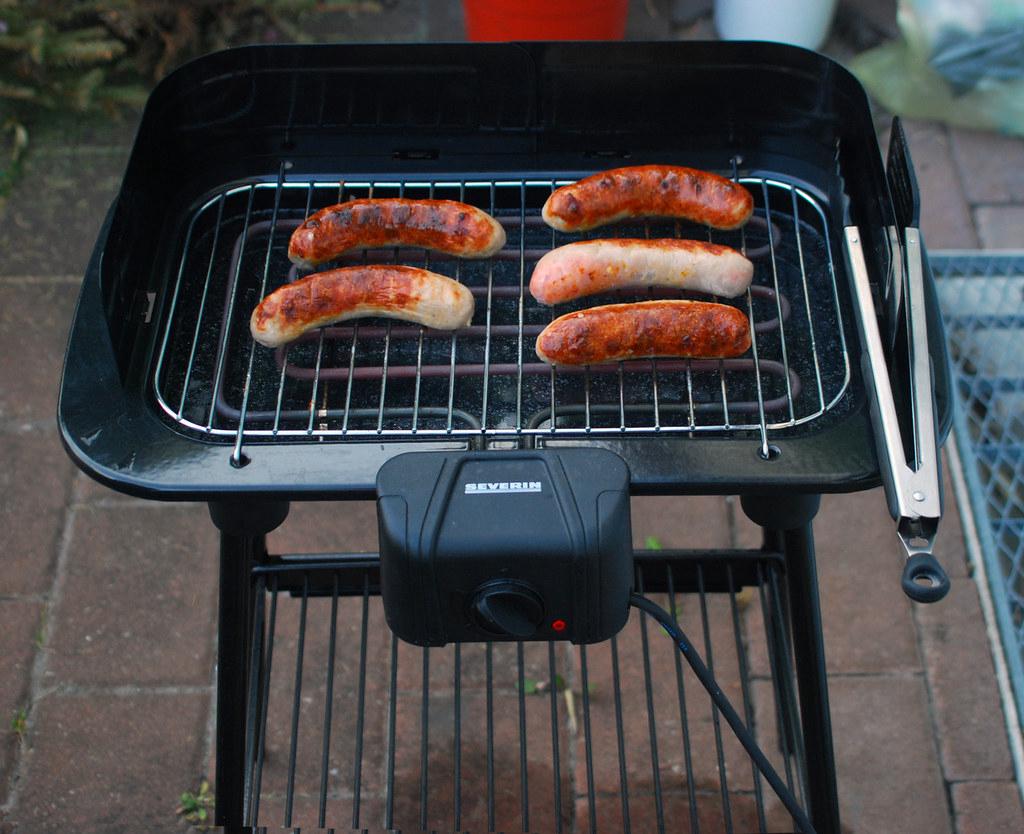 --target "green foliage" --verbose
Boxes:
[1,2,144,119]
[0,0,378,191]
[177,778,214,827]
[10,706,27,739]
